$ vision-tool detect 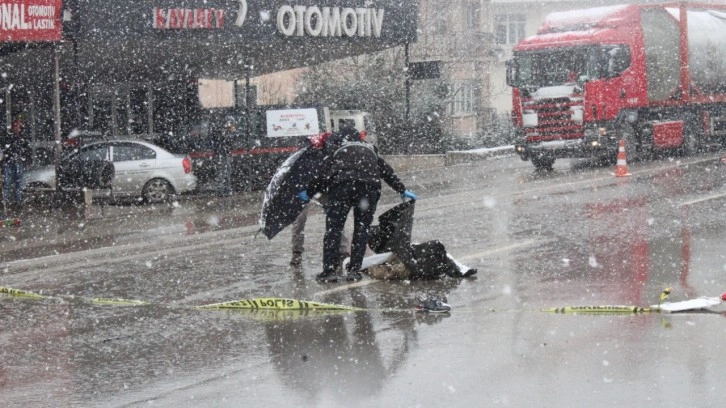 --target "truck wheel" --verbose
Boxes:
[532,156,555,171]
[620,122,639,162]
